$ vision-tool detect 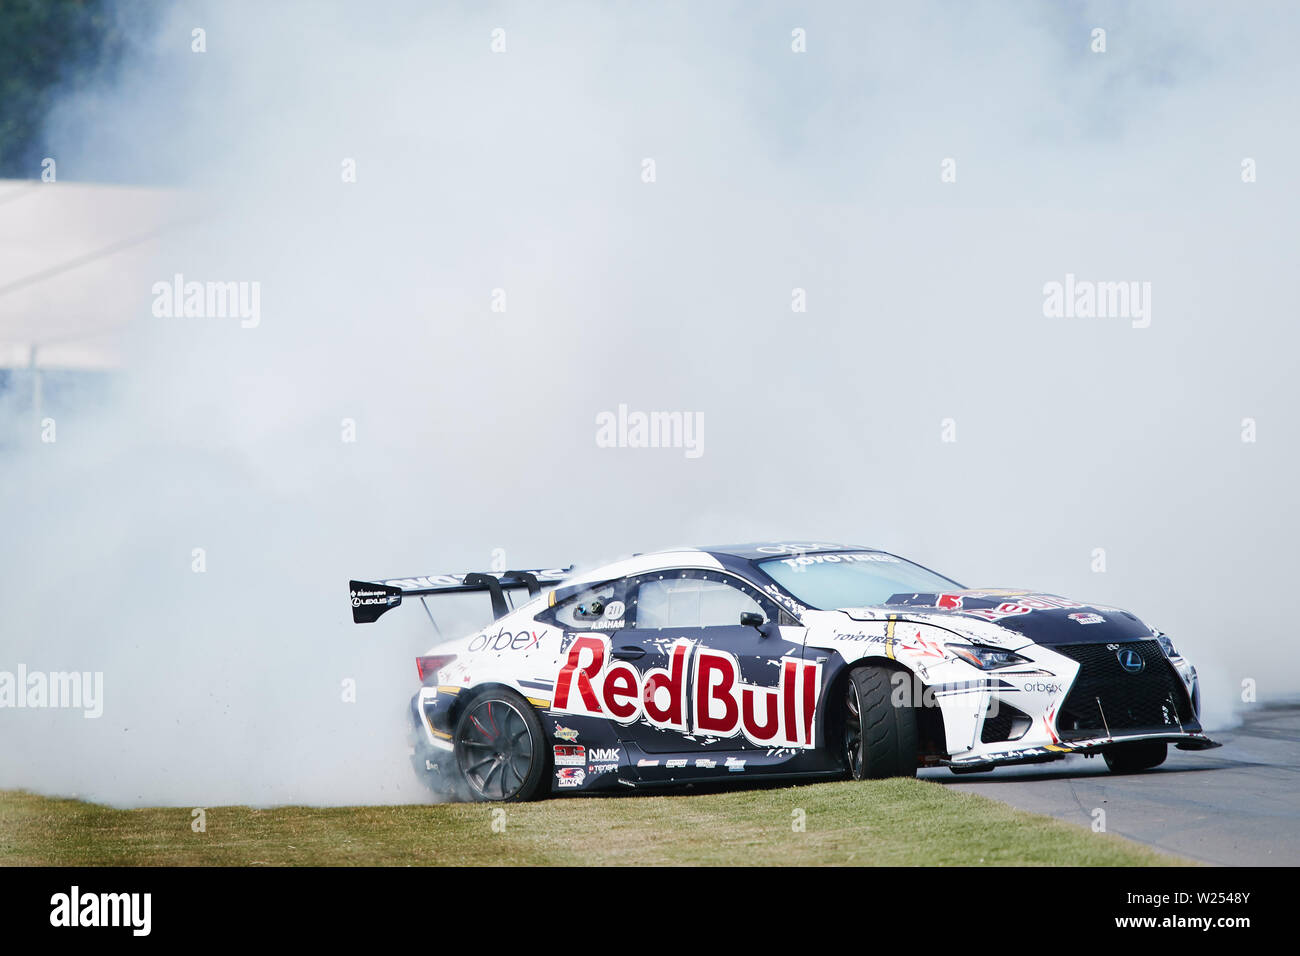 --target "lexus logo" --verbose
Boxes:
[1116,647,1145,673]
